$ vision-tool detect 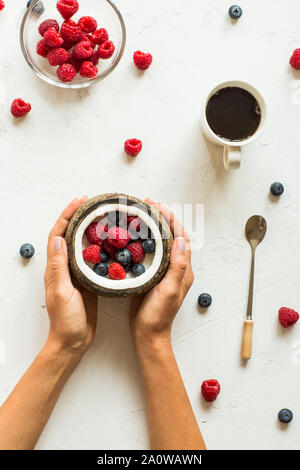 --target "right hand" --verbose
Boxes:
[130,199,194,346]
